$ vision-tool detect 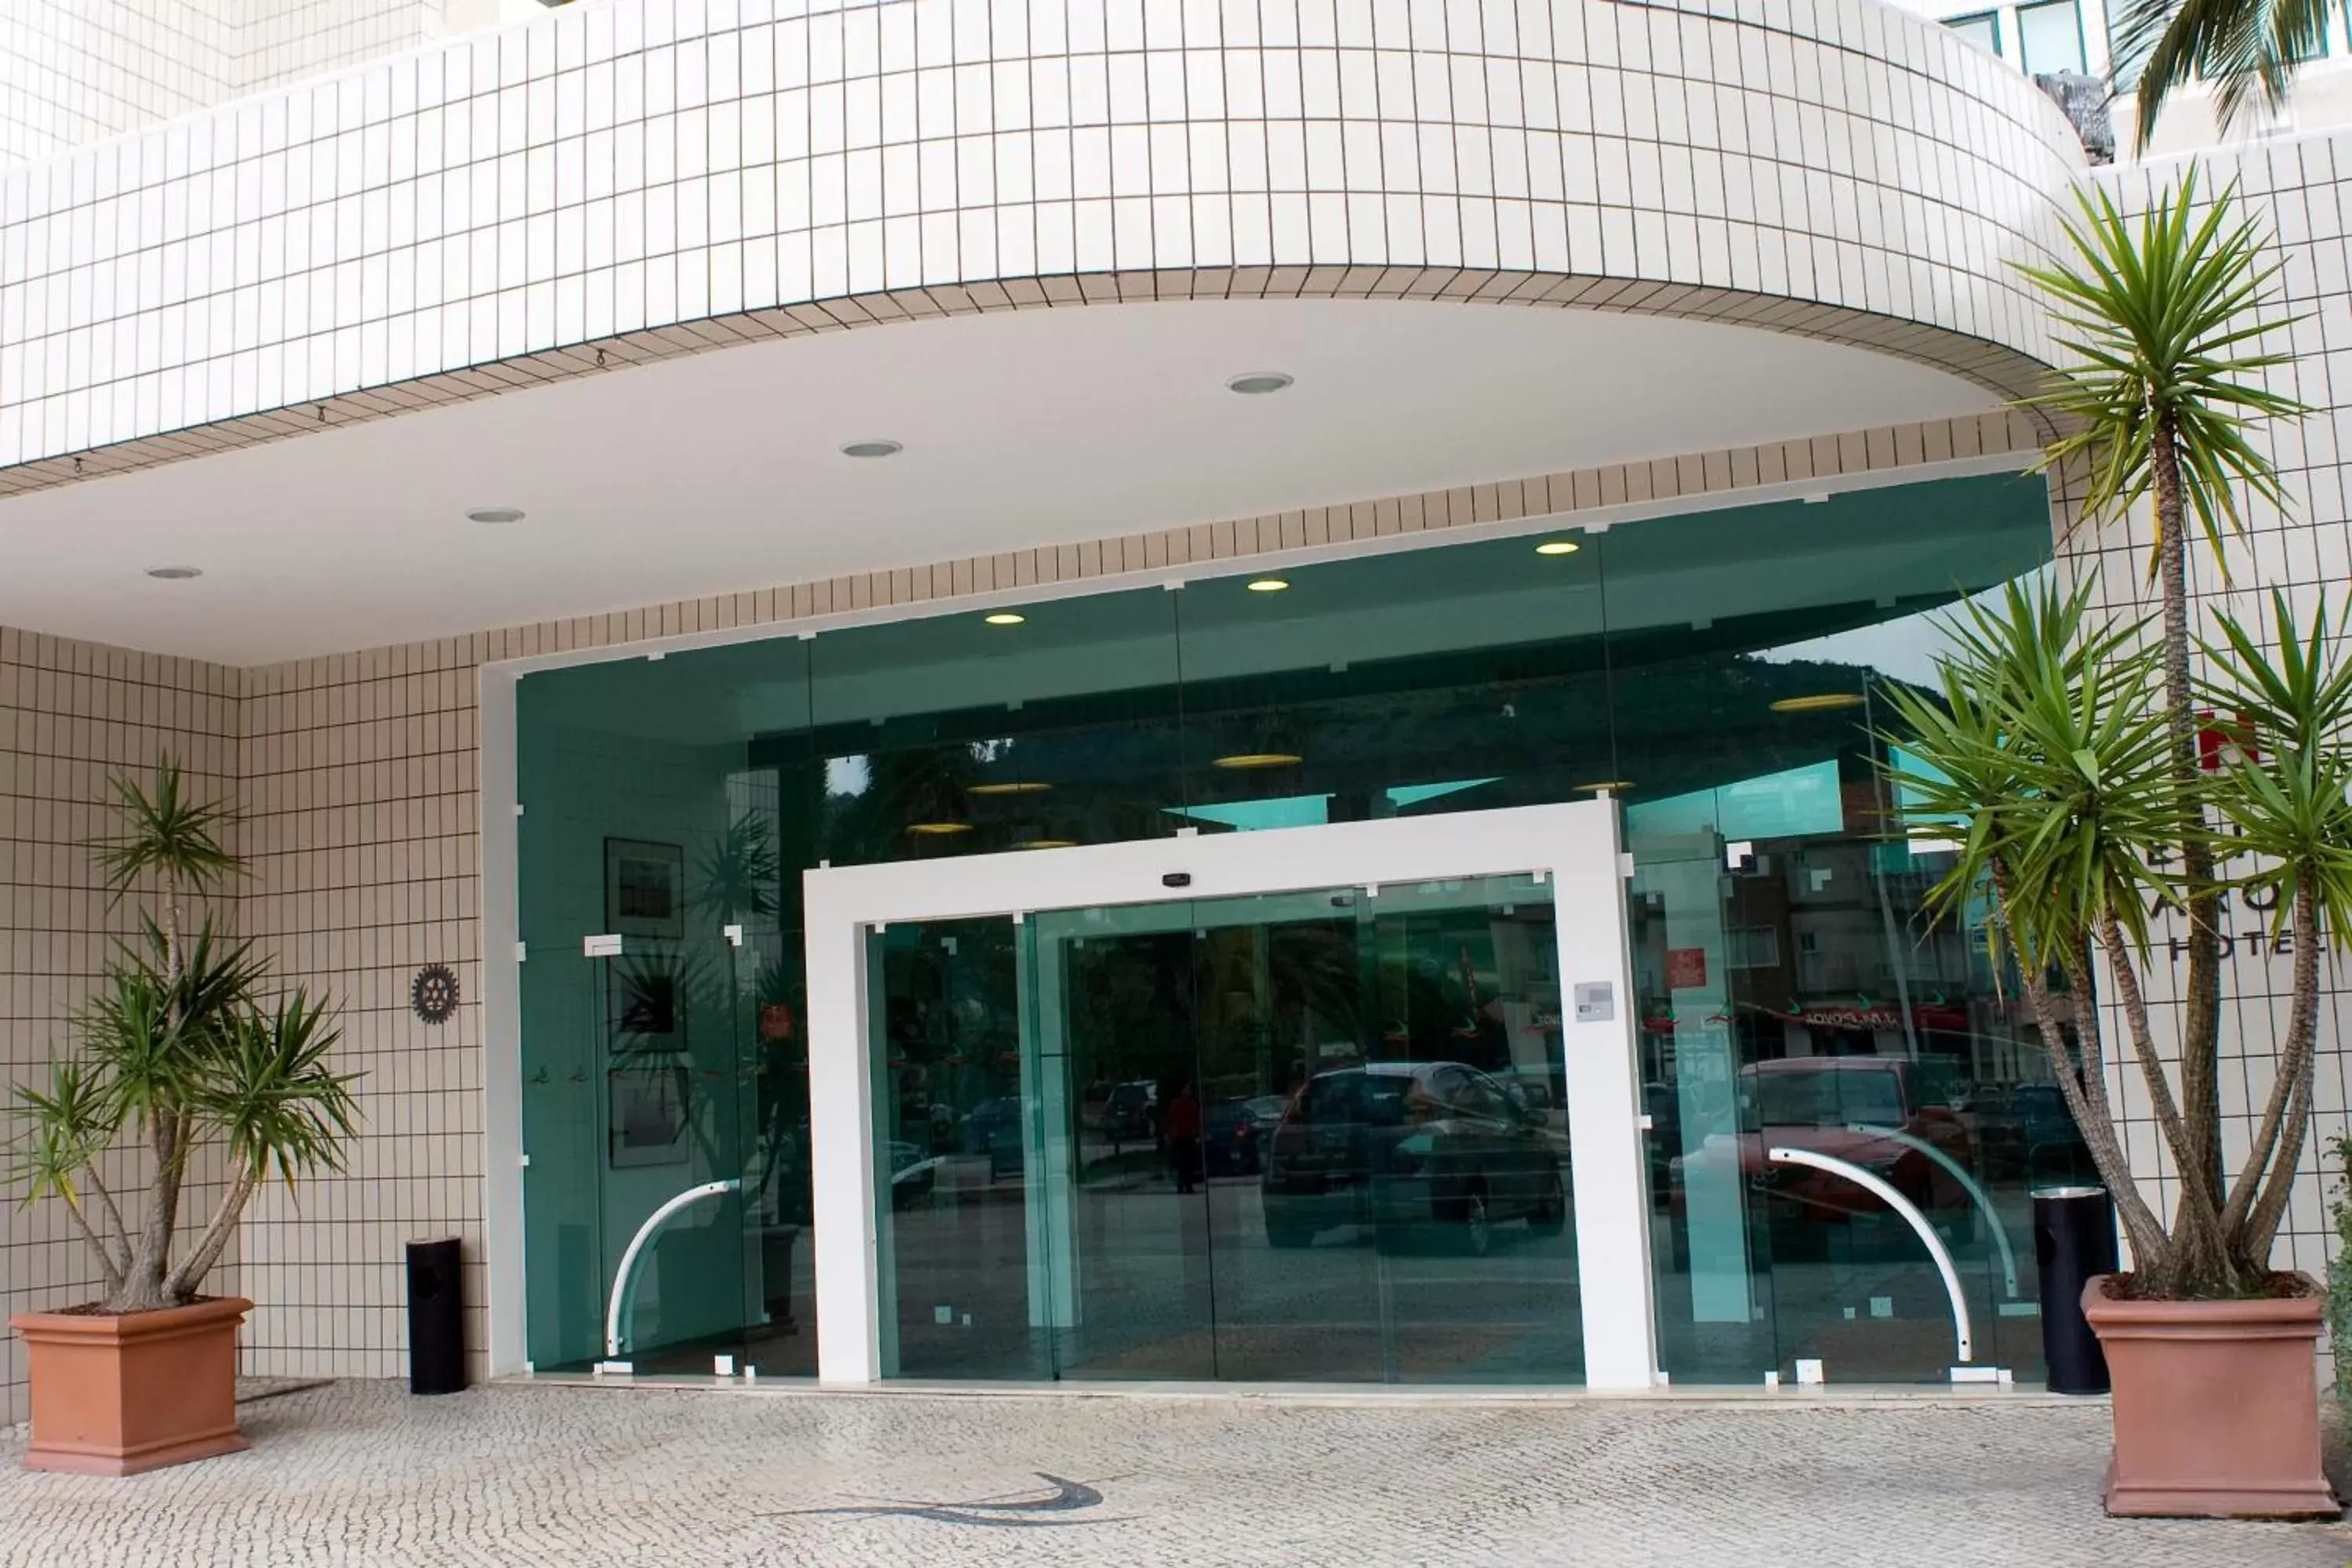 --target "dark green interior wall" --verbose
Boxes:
[513,471,2054,1370]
